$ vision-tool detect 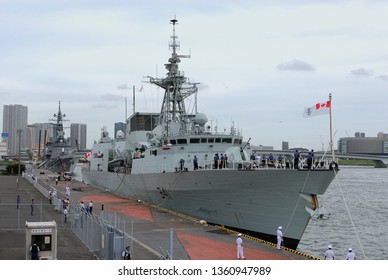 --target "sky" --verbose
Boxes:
[1,0,387,151]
